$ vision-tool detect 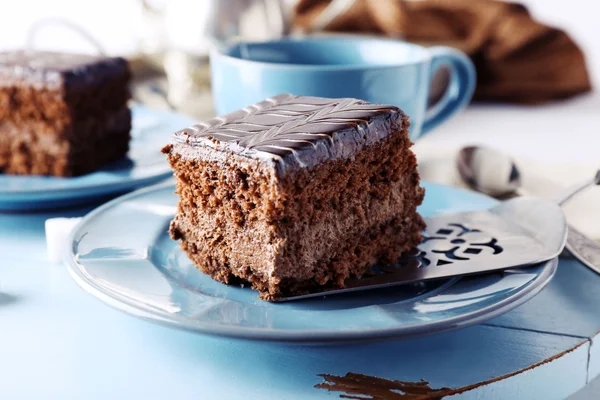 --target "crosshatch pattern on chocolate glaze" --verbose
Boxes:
[172,94,404,159]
